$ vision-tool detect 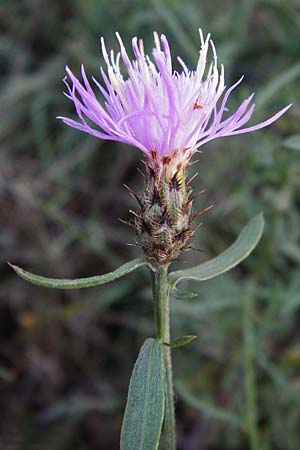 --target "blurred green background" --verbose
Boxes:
[0,0,299,449]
